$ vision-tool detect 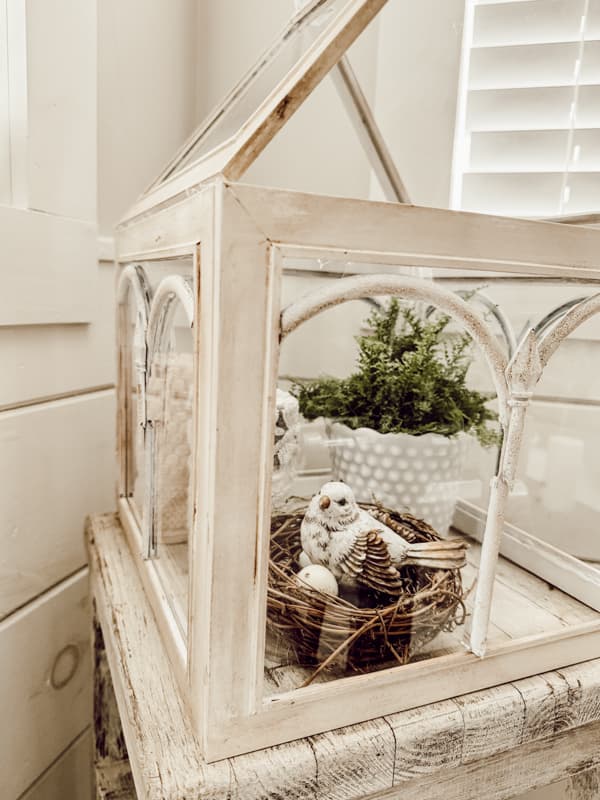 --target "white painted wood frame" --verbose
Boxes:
[90,511,600,800]
[115,180,600,761]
